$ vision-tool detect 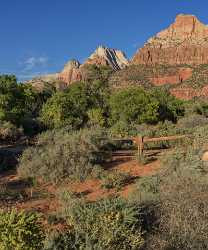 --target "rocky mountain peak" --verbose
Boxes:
[58,59,82,84]
[132,14,208,65]
[62,59,81,72]
[155,14,208,41]
[85,46,129,70]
